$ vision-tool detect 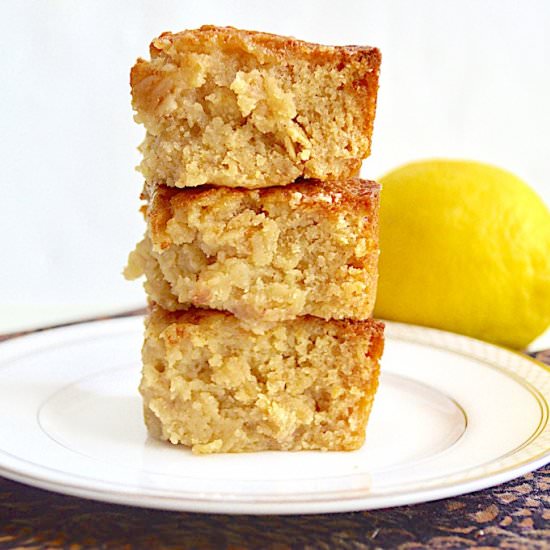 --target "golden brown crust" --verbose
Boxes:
[130,26,381,117]
[144,178,380,237]
[148,303,385,344]
[145,177,380,203]
[145,25,381,69]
